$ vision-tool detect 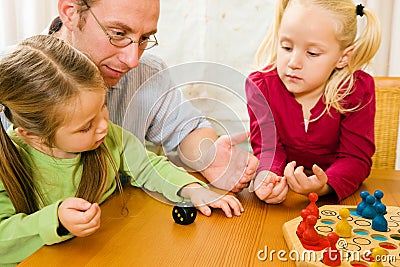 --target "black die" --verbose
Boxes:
[172,202,197,225]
